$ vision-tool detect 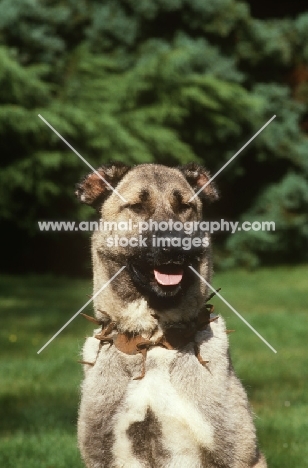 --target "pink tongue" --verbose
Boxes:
[154,269,183,286]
